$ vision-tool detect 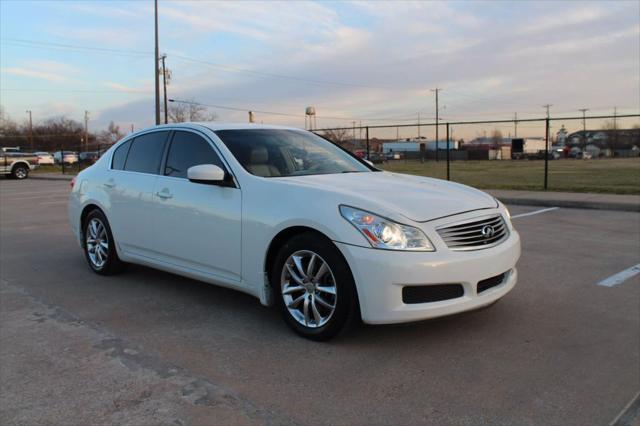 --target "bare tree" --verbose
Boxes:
[97,121,125,146]
[168,100,217,123]
[322,128,351,147]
